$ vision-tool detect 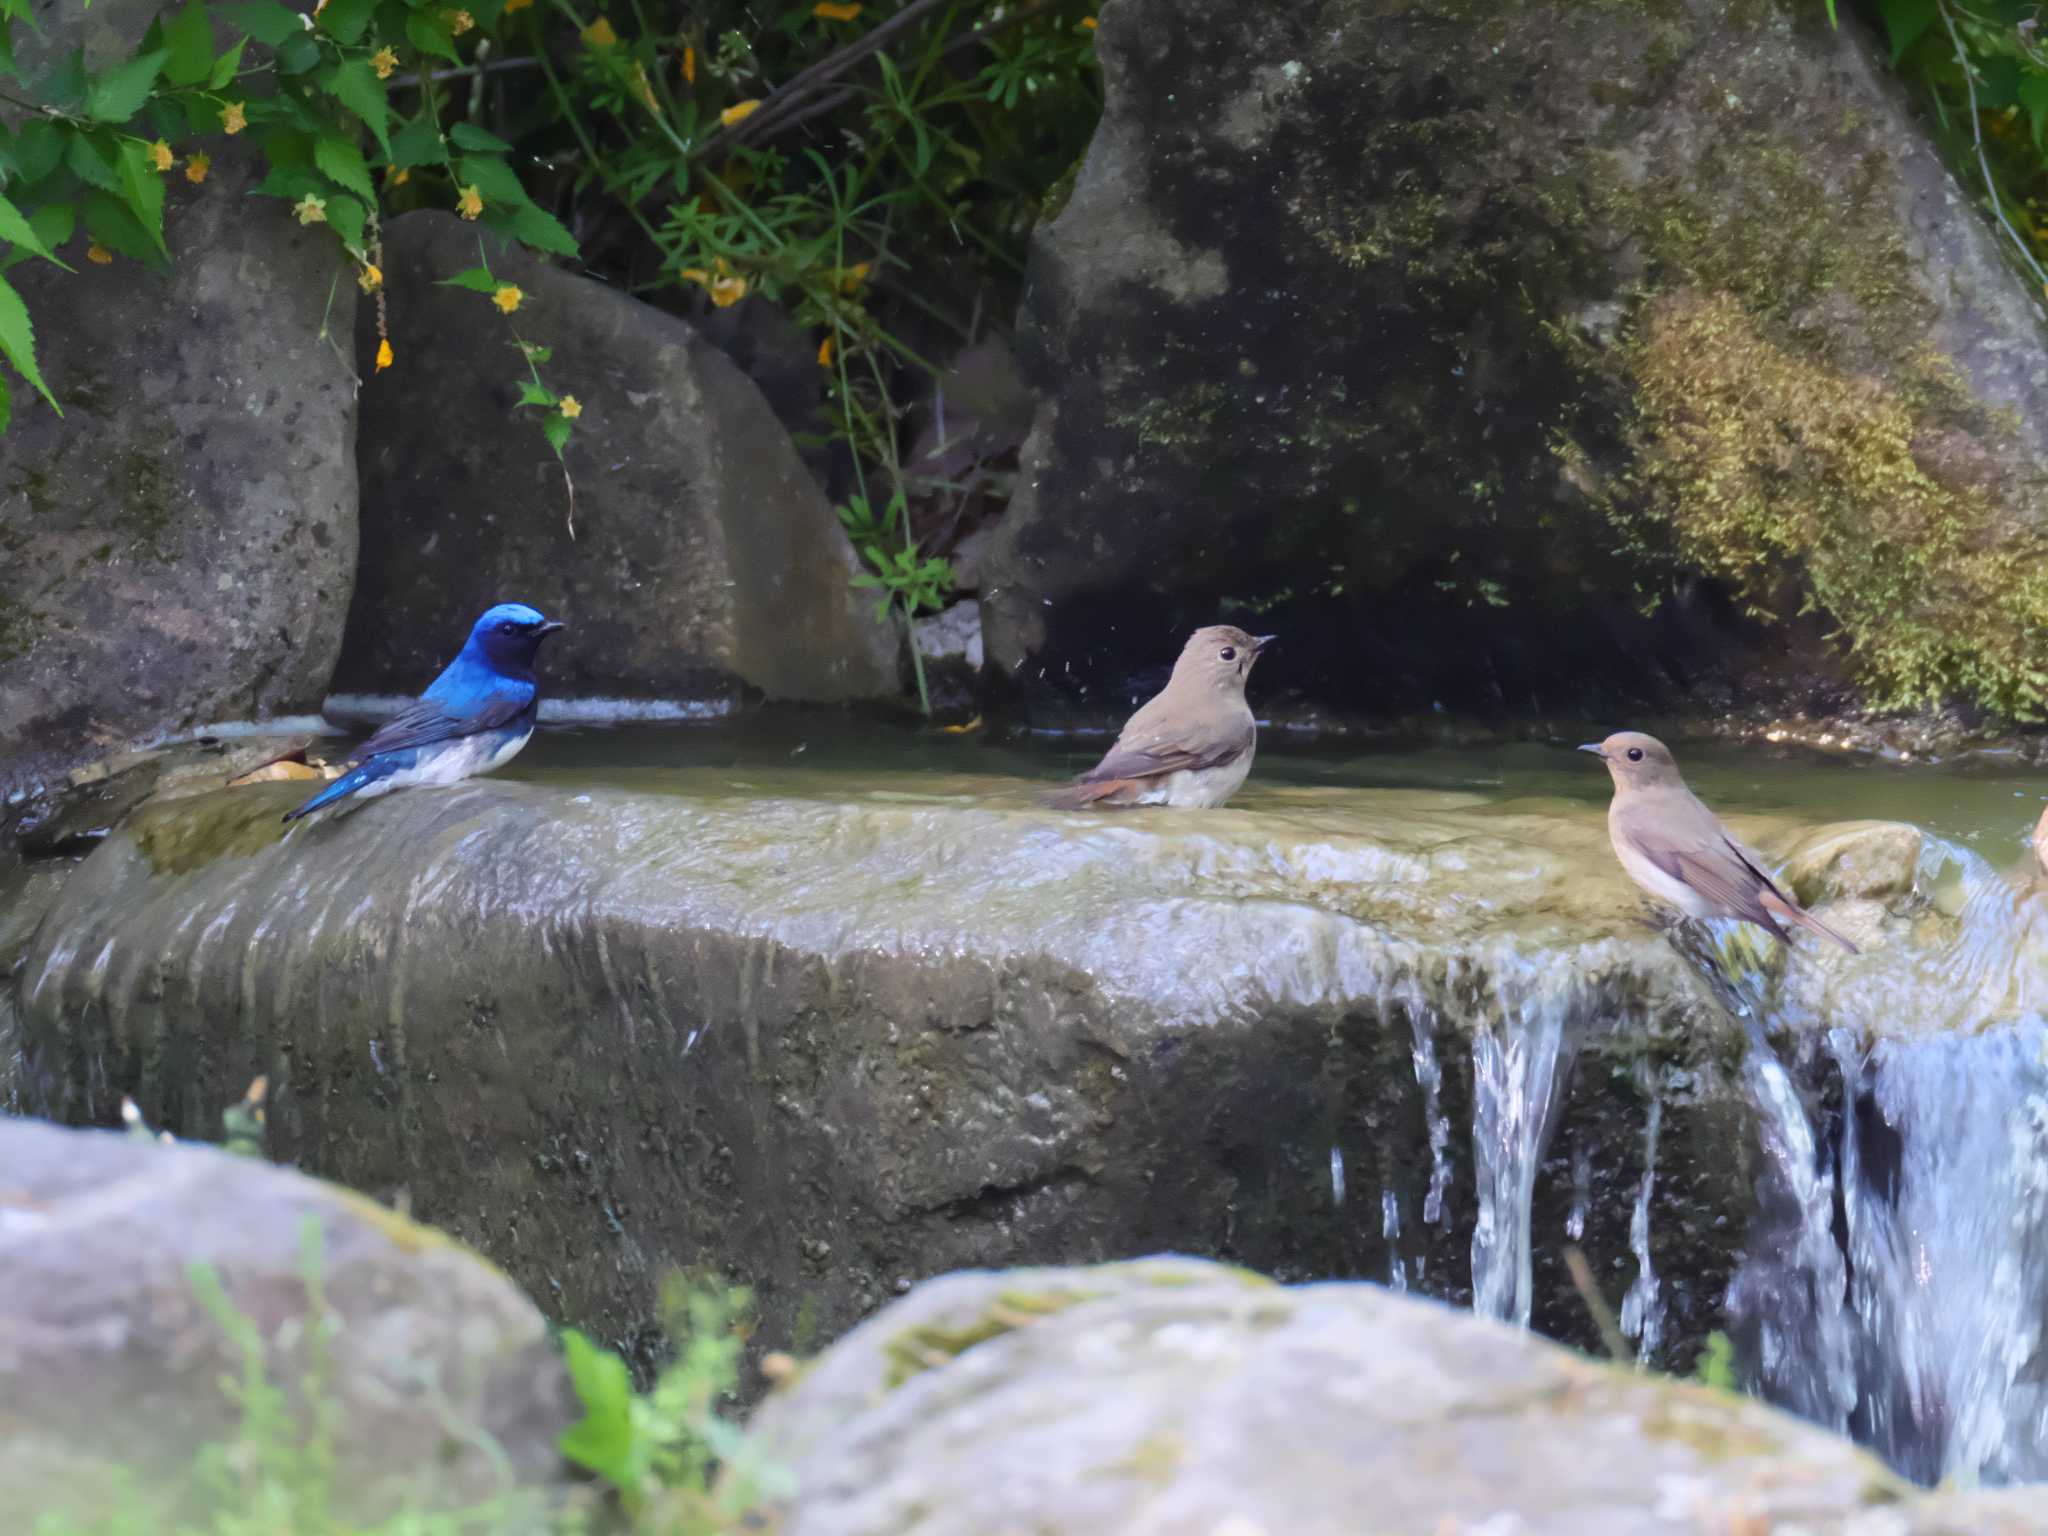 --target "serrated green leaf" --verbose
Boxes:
[449,121,512,152]
[499,200,577,257]
[457,153,527,206]
[210,37,247,89]
[314,132,375,201]
[261,127,316,171]
[406,10,459,63]
[556,1331,637,1490]
[118,140,169,259]
[252,163,328,202]
[1879,0,1936,64]
[0,269,59,414]
[0,17,17,83]
[516,380,556,408]
[323,191,366,252]
[316,0,378,45]
[222,2,306,47]
[86,48,167,123]
[0,191,64,266]
[28,201,75,255]
[13,120,62,185]
[542,410,571,460]
[65,132,122,194]
[82,191,157,263]
[322,59,390,154]
[439,265,500,292]
[37,49,88,114]
[275,32,321,74]
[164,0,213,86]
[388,117,446,170]
[0,372,12,435]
